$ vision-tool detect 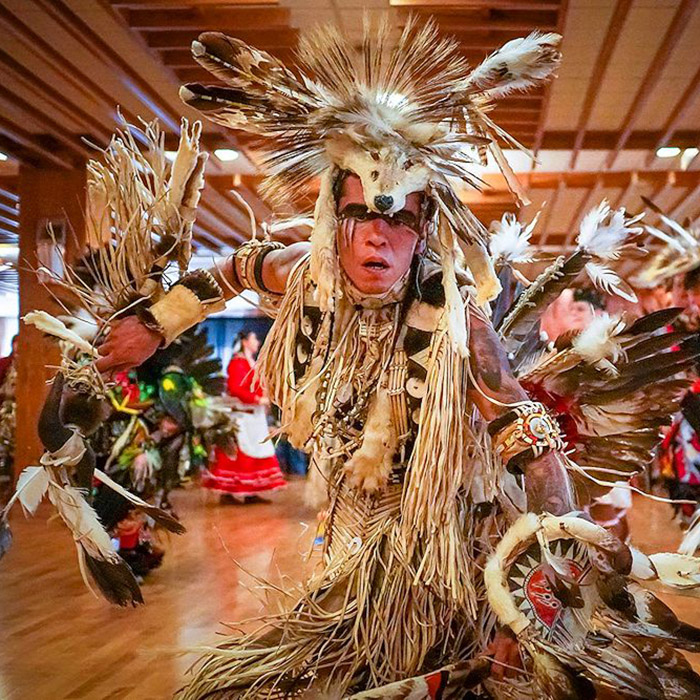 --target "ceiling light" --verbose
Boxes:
[681,147,699,170]
[214,148,240,162]
[656,146,681,158]
[164,150,177,162]
[0,152,7,162]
